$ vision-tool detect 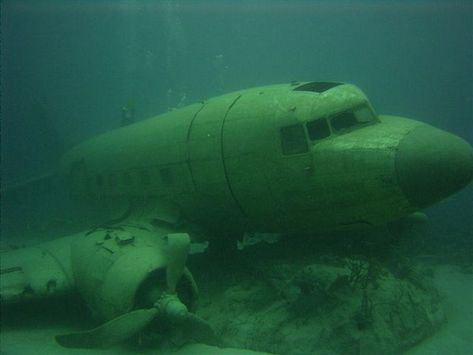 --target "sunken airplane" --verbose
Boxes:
[1,81,473,350]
